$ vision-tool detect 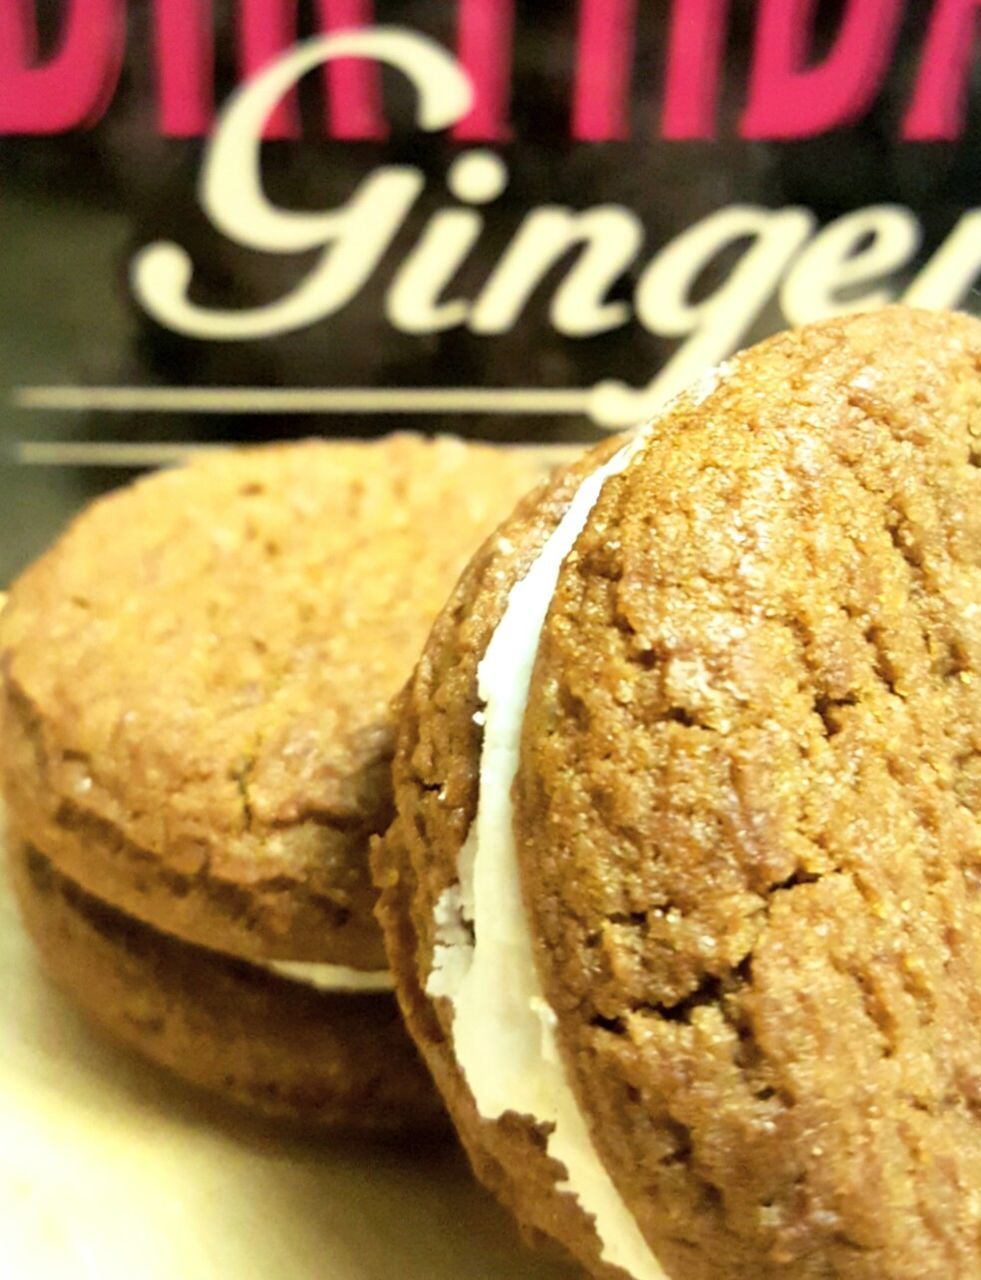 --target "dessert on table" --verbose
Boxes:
[375,308,981,1275]
[1,434,552,1131]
